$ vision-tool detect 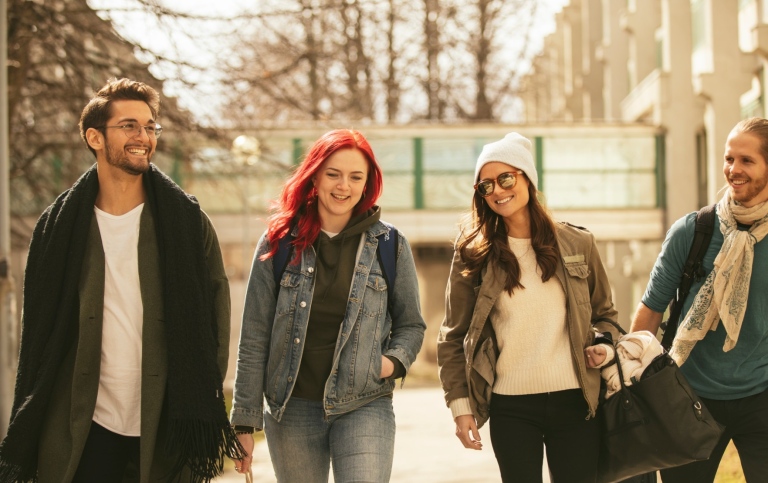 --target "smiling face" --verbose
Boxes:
[478,161,531,234]
[723,130,768,208]
[313,148,369,231]
[96,100,156,176]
